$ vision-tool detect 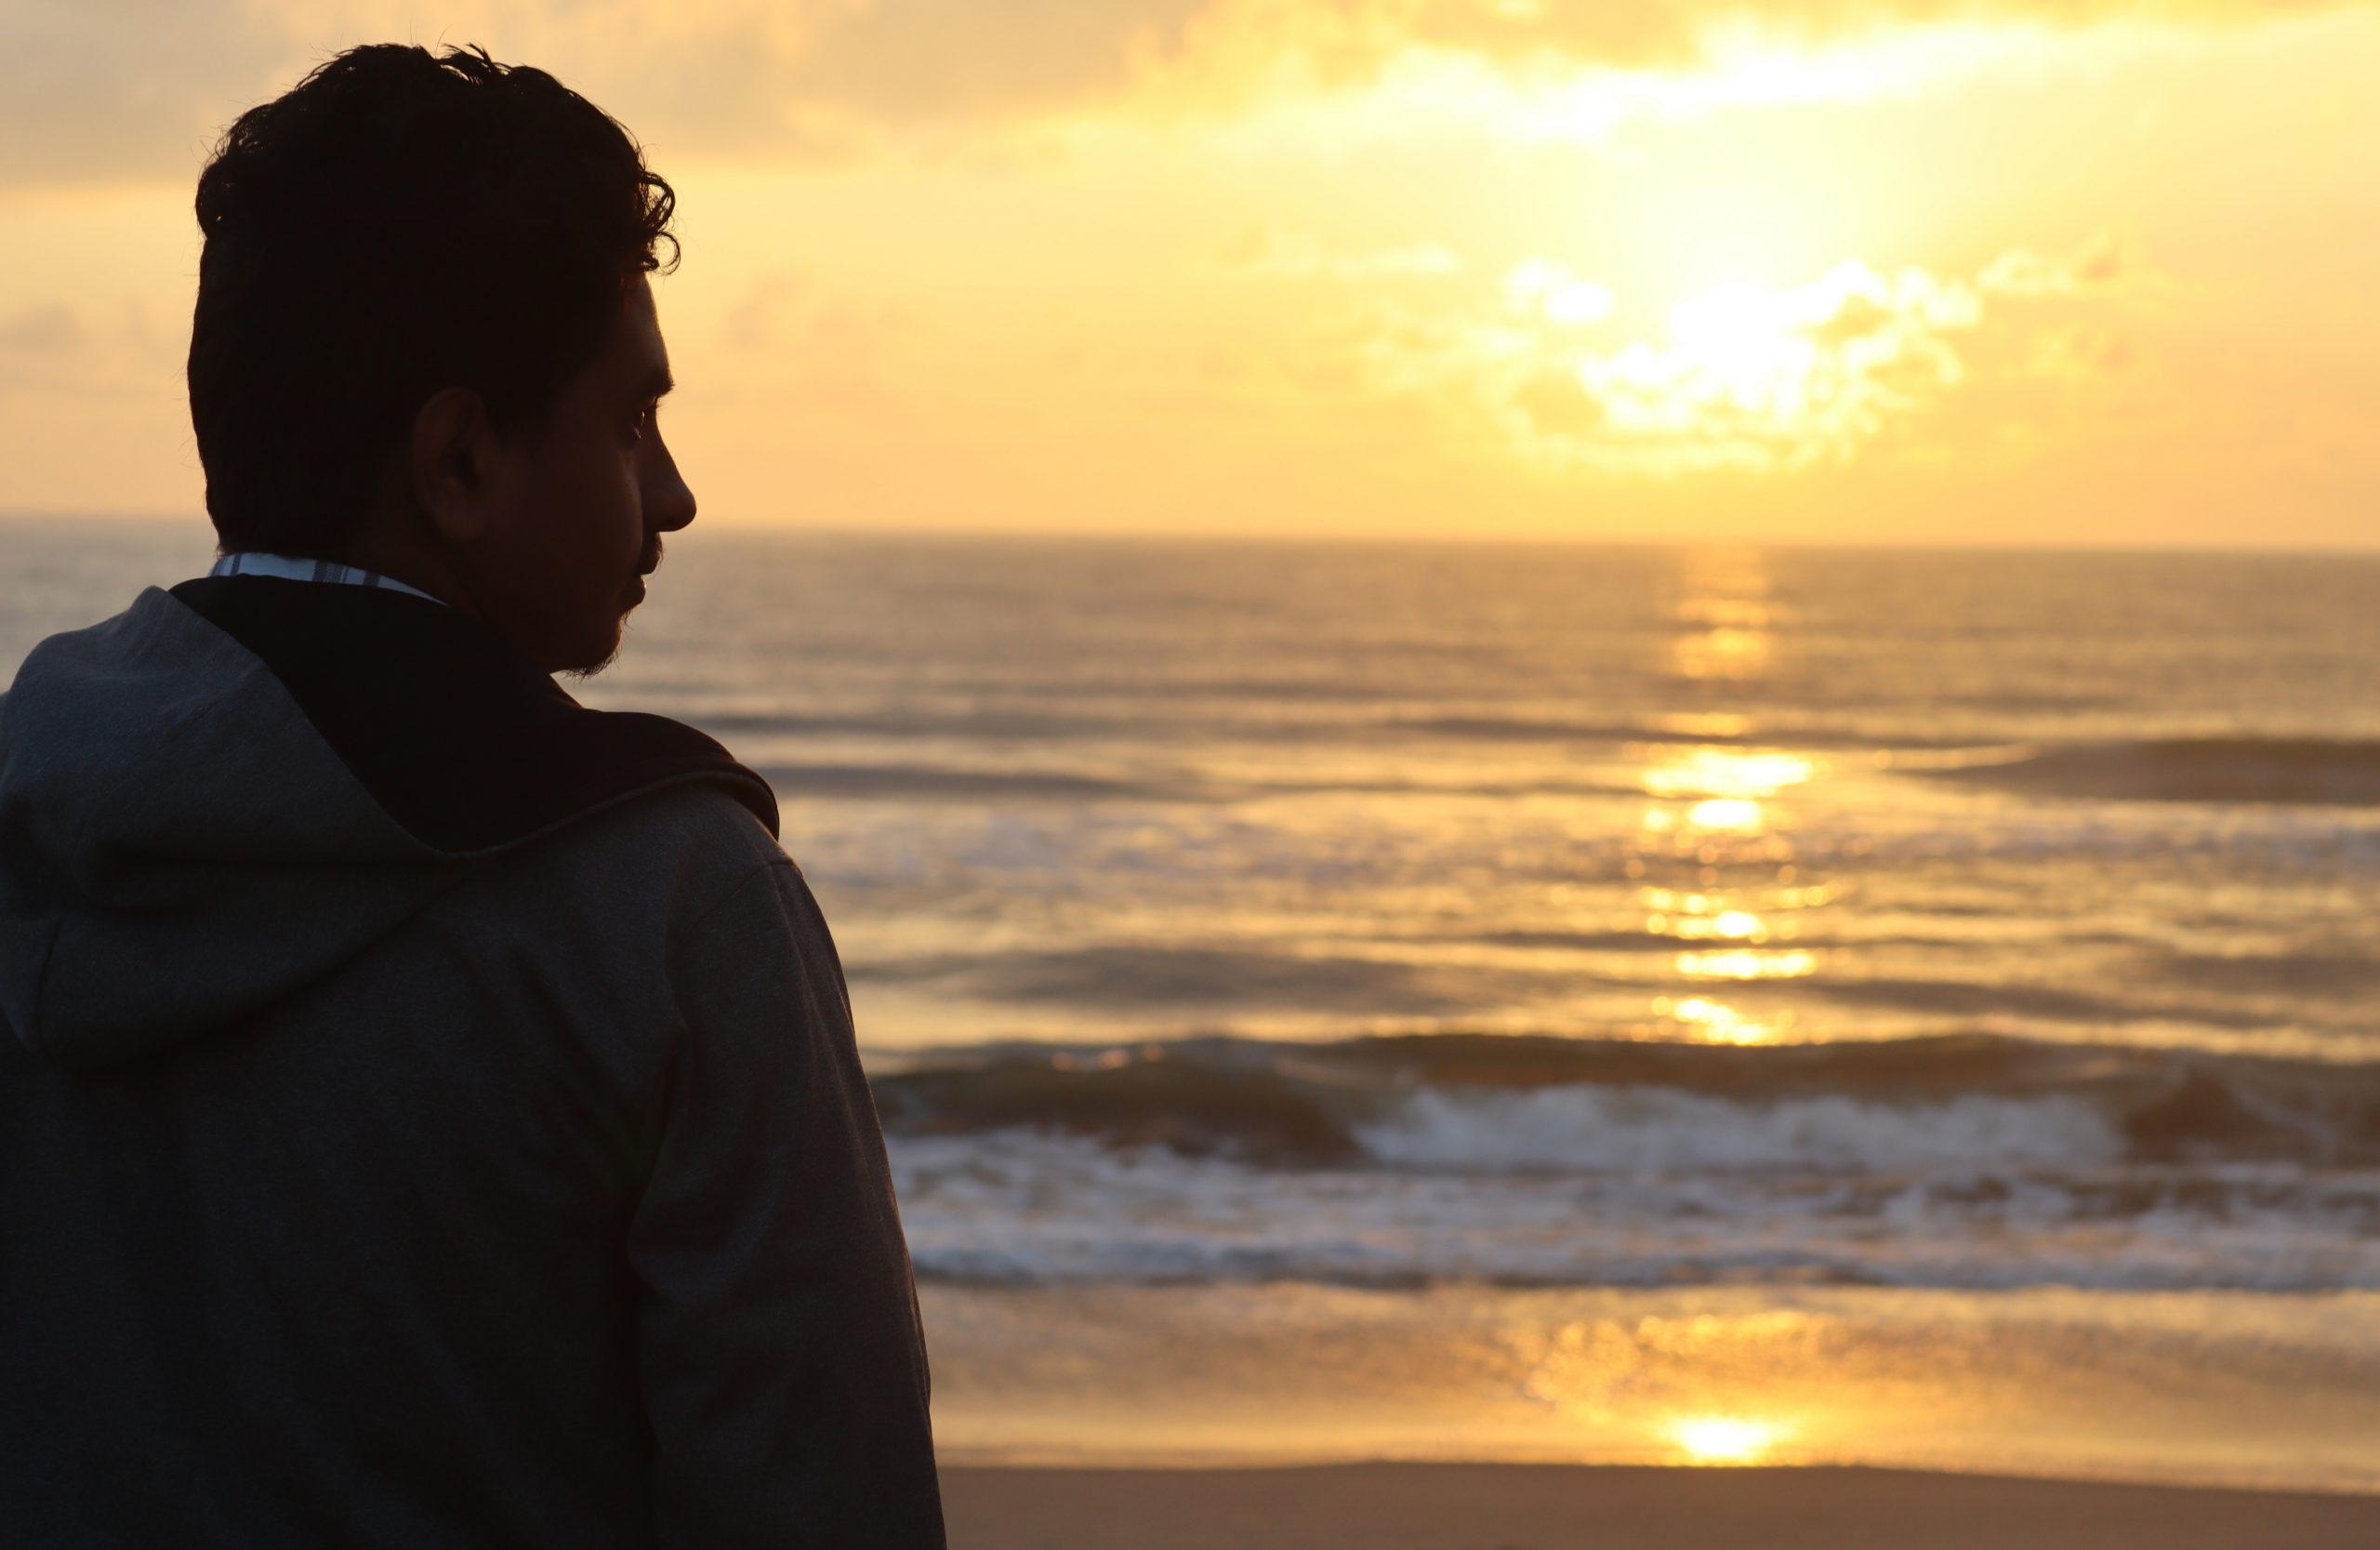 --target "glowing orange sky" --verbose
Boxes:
[4,0,2376,544]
